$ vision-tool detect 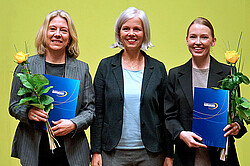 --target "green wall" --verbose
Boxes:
[1,0,249,165]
